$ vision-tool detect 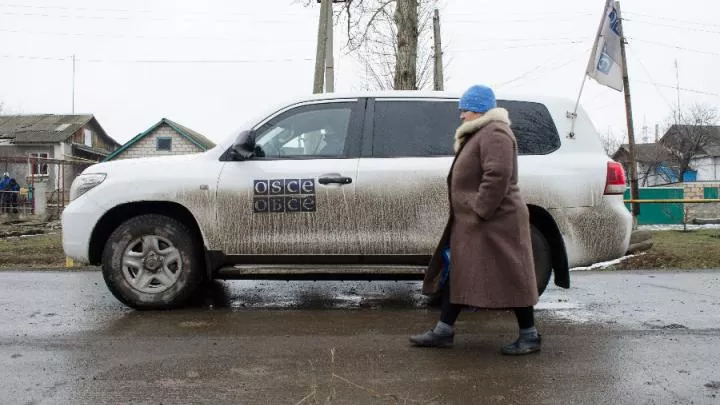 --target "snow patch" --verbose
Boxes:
[638,224,720,231]
[570,253,645,271]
